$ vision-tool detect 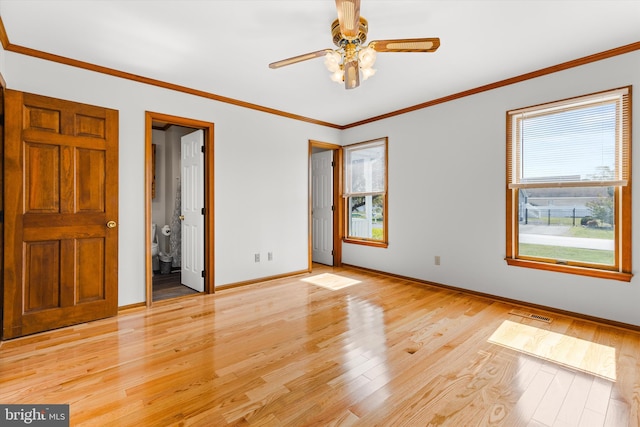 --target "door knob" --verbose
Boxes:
[179,215,185,221]
[106,220,117,228]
